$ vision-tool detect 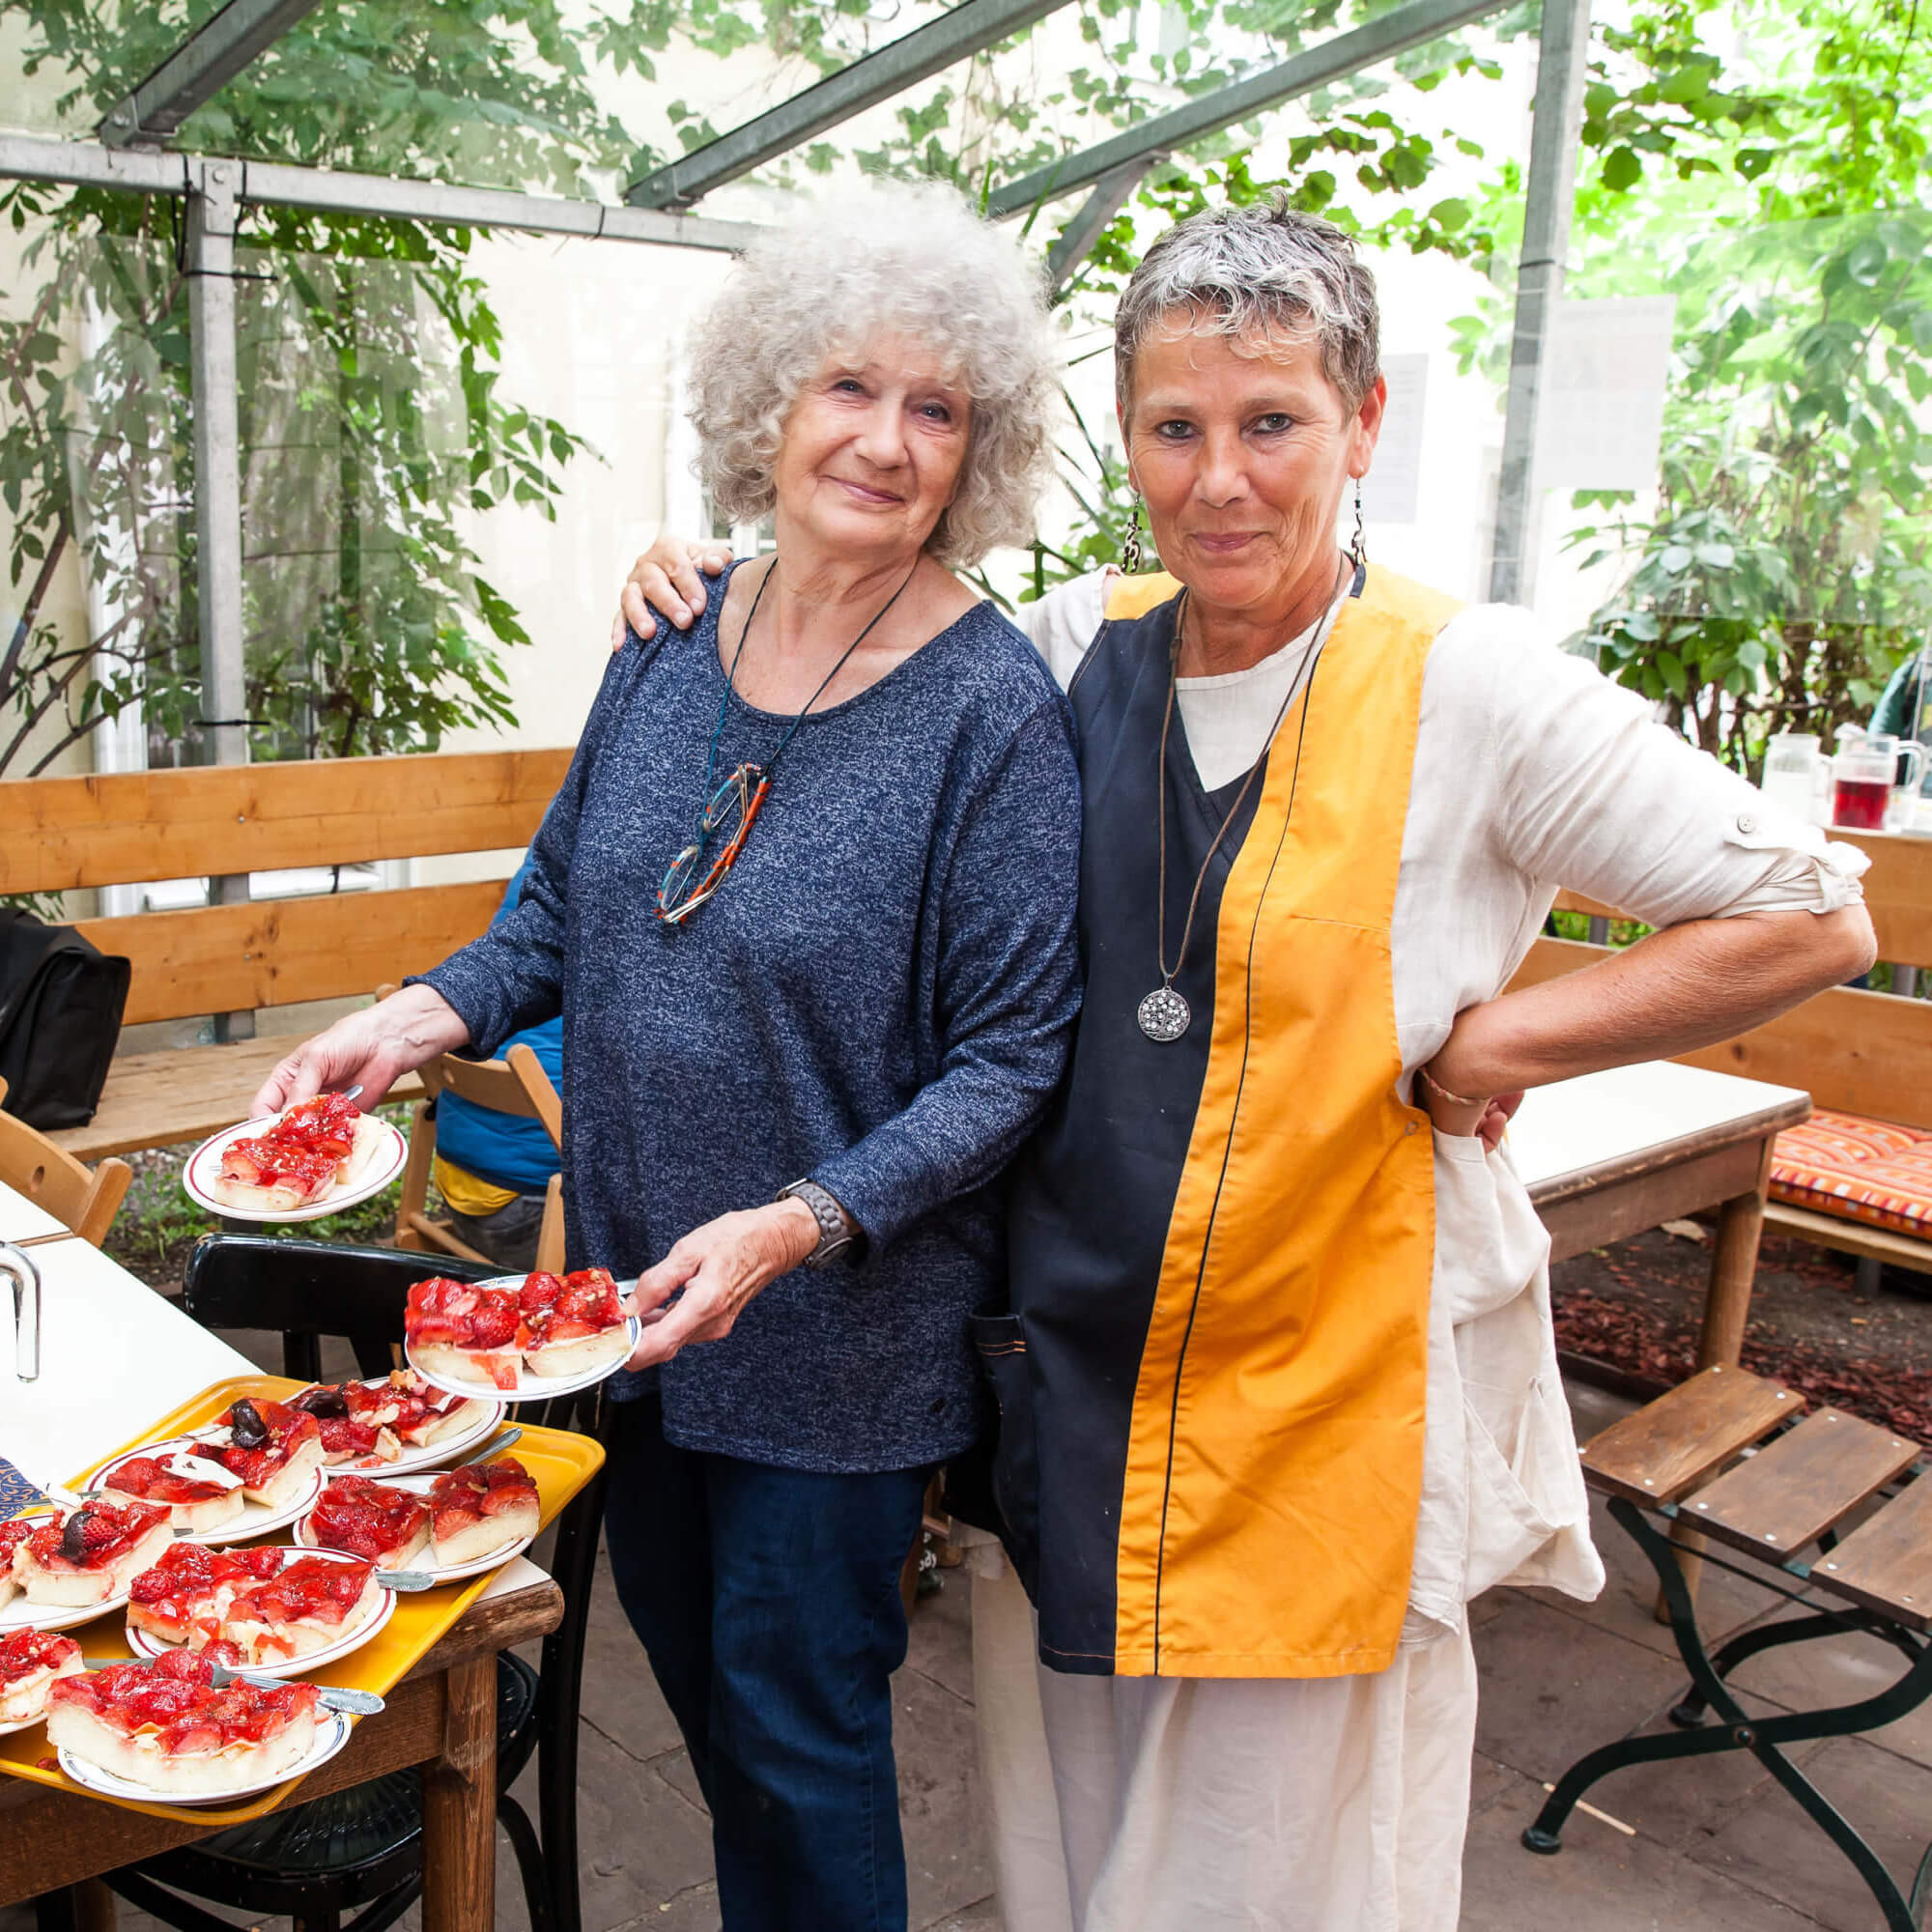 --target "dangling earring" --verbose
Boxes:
[1349,478,1367,575]
[1122,496,1145,575]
